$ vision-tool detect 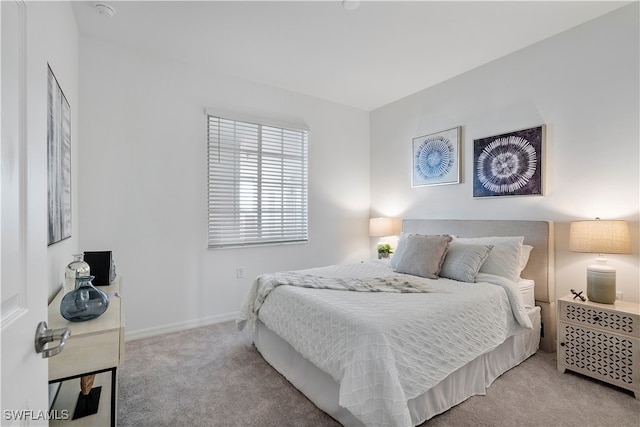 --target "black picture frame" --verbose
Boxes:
[473,125,544,198]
